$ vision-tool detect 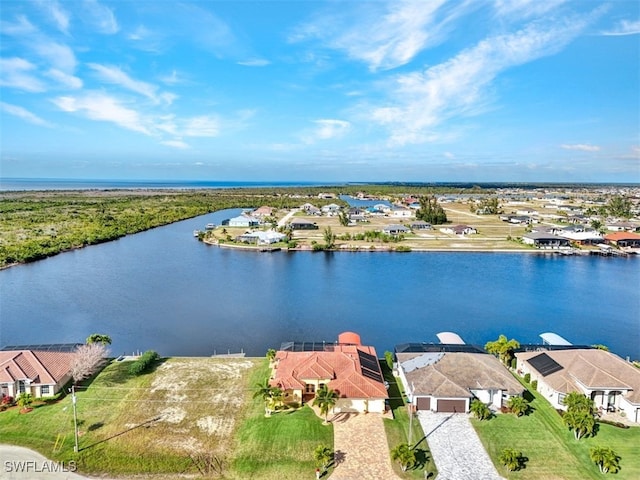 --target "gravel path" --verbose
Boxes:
[417,412,504,480]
